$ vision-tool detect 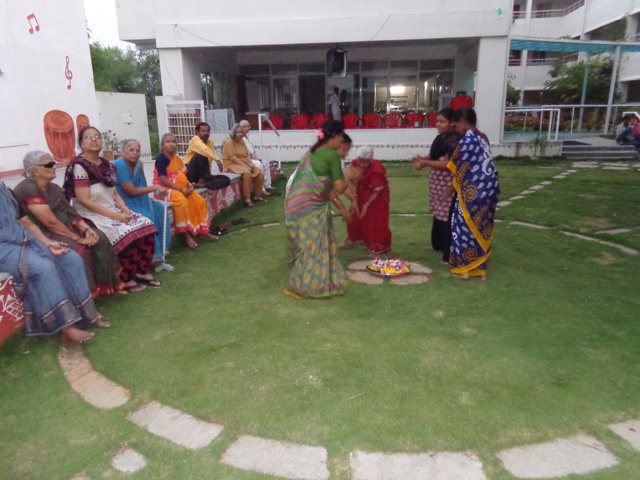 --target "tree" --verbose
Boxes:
[544,57,617,104]
[89,43,161,114]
